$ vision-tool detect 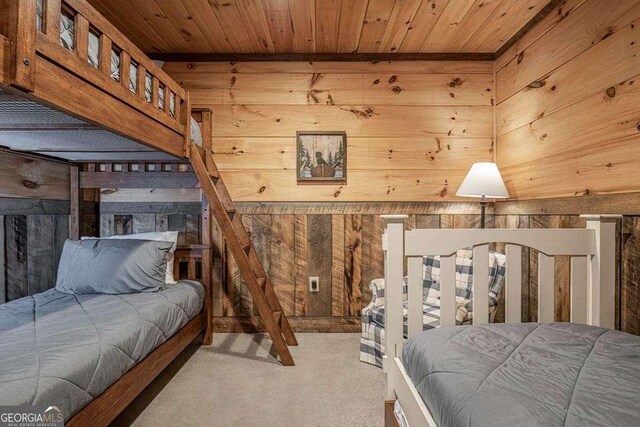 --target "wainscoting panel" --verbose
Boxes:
[0,213,68,302]
[214,204,481,331]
